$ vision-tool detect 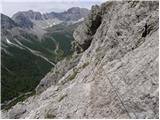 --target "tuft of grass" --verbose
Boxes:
[58,94,68,102]
[45,113,56,119]
[55,70,59,74]
[66,53,73,61]
[81,62,89,69]
[66,62,89,83]
[68,70,78,81]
